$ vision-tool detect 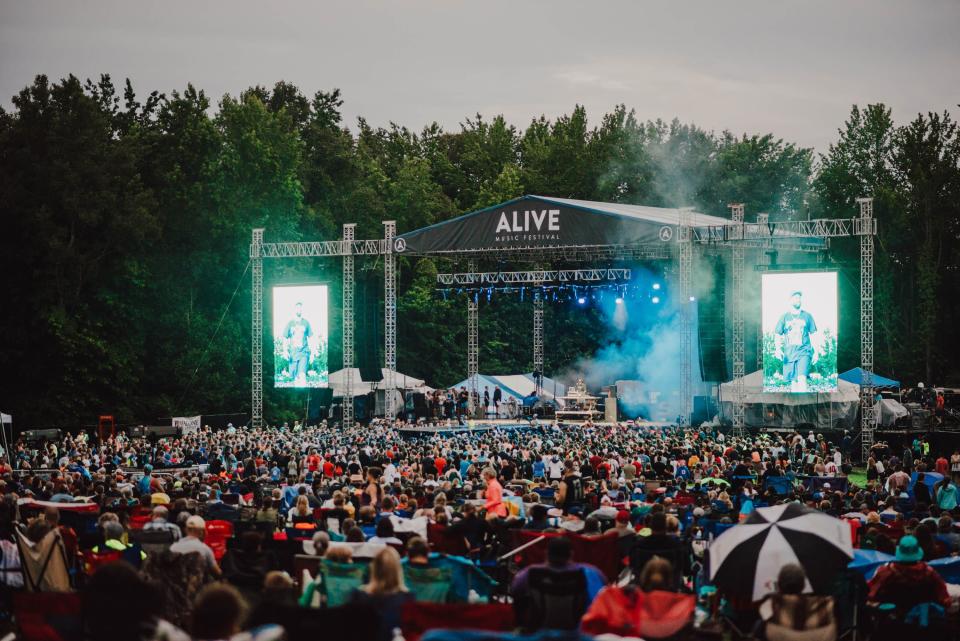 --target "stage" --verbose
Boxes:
[395,418,677,437]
